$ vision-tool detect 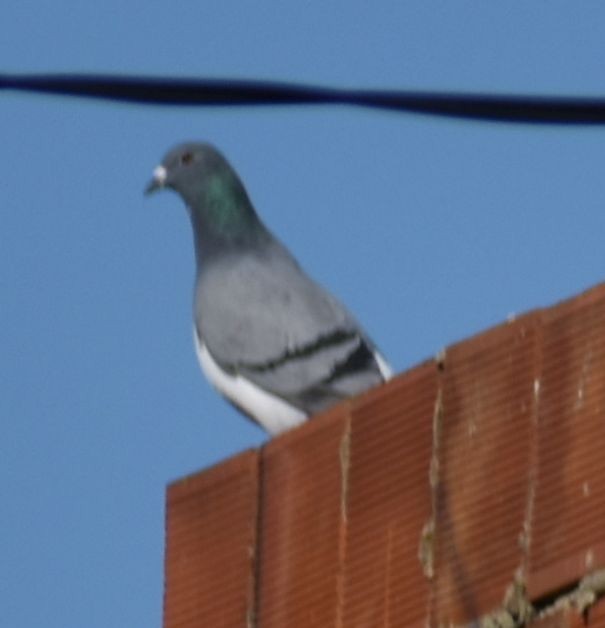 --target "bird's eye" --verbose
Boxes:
[180,152,194,165]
